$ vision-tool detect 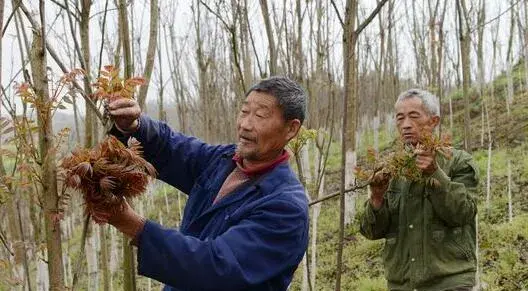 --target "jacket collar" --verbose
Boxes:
[192,157,297,224]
